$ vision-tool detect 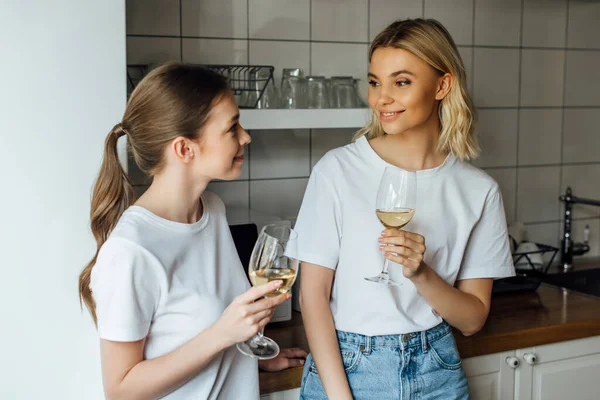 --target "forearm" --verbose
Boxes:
[411,266,489,336]
[301,295,353,399]
[105,324,230,400]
